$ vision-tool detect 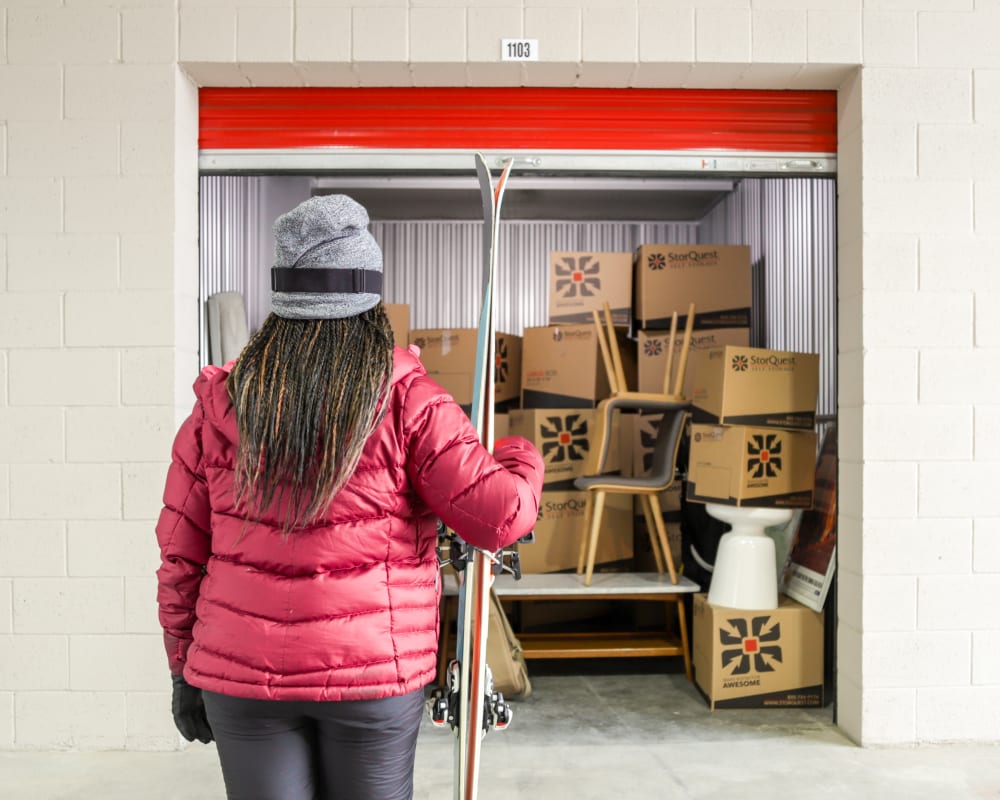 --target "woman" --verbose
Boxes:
[155,194,544,800]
